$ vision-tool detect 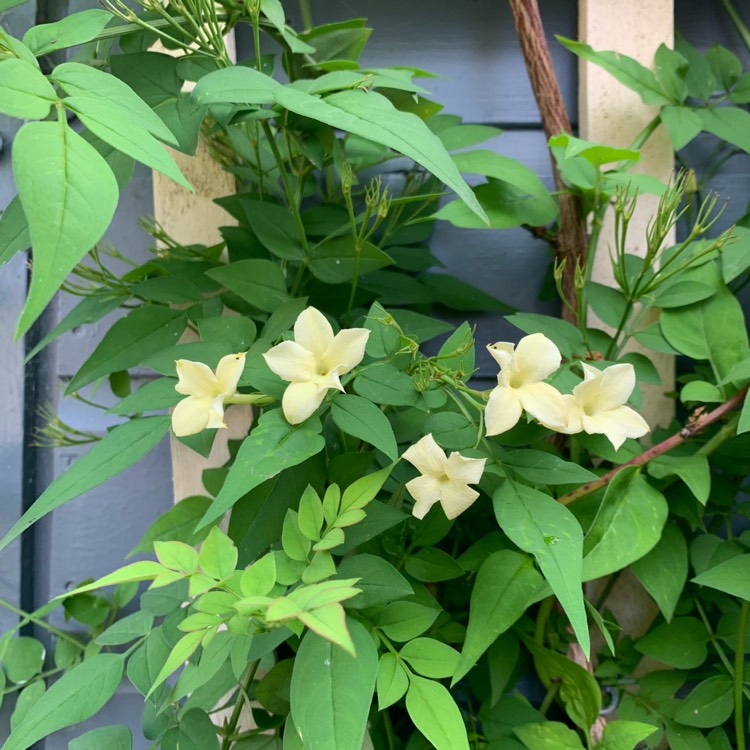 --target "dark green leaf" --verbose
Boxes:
[503,450,597,485]
[0,196,30,268]
[331,394,398,460]
[207,260,290,313]
[674,675,733,728]
[635,617,708,669]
